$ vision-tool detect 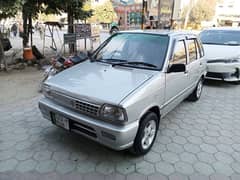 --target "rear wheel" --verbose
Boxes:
[187,78,203,101]
[131,112,159,155]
